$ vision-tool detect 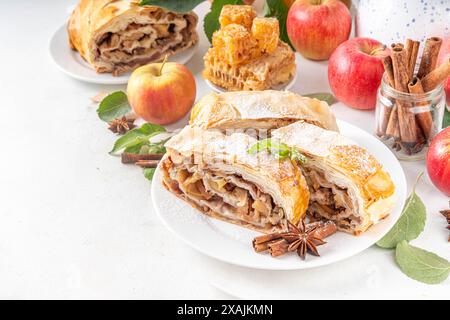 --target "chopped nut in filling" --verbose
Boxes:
[161,157,285,228]
[303,167,362,231]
